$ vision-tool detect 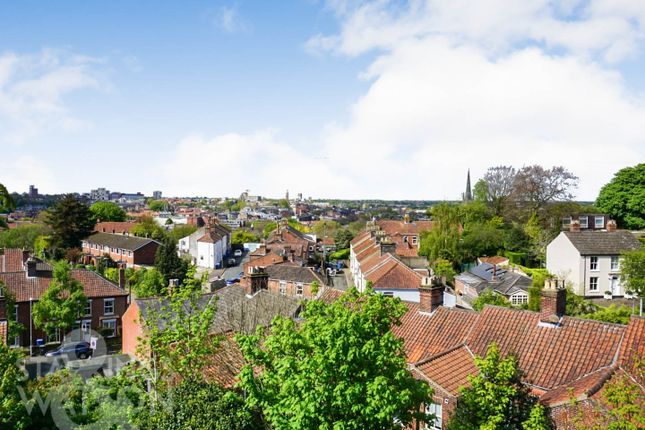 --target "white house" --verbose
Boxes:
[546,222,641,297]
[178,224,232,269]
